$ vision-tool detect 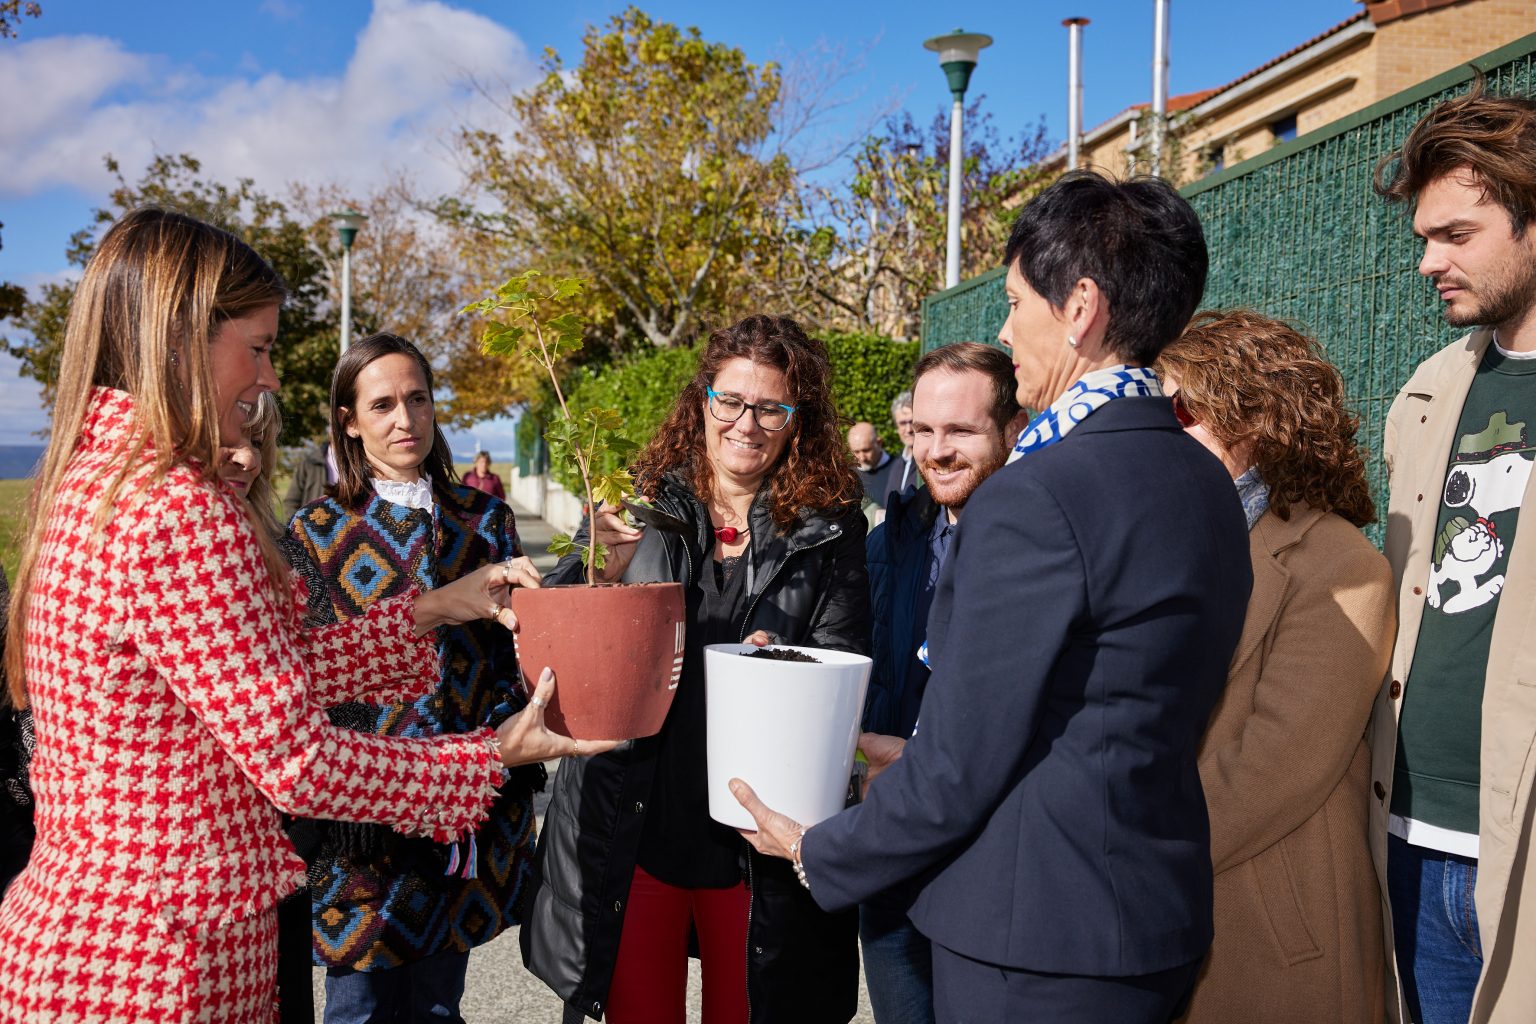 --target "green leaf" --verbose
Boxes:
[548,533,577,558]
[586,406,625,432]
[551,278,585,301]
[592,469,635,509]
[605,436,640,457]
[586,540,608,574]
[480,322,528,357]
